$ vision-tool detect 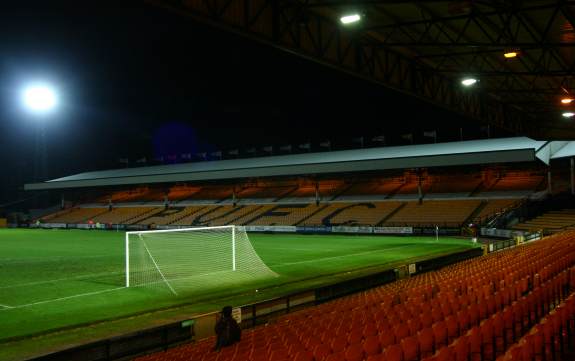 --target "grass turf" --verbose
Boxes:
[0,228,478,359]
